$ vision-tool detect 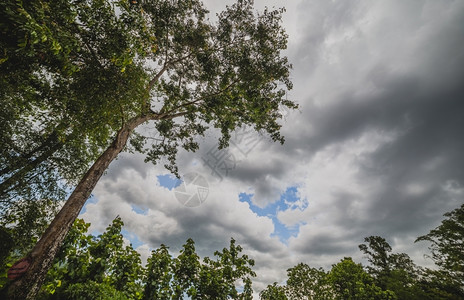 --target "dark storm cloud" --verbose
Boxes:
[293,232,356,256]
[286,0,464,193]
[357,88,464,235]
[273,0,464,263]
[294,72,464,154]
[302,46,464,240]
[227,153,288,182]
[228,0,464,204]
